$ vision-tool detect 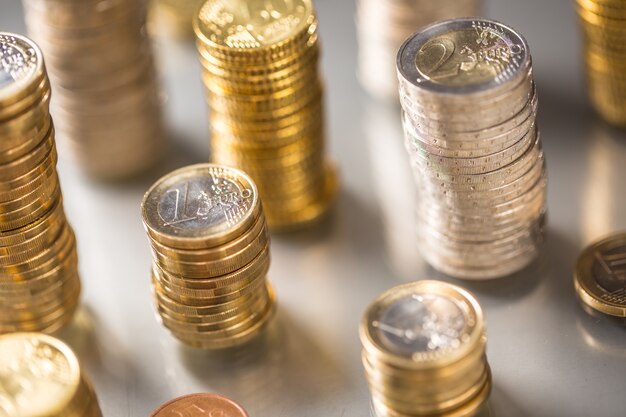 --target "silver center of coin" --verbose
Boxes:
[0,37,36,89]
[374,293,466,356]
[592,246,626,294]
[158,175,253,230]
